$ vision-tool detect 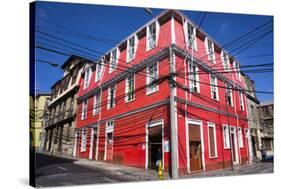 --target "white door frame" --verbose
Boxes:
[145,119,164,170]
[186,118,205,173]
[73,132,78,157]
[230,126,239,165]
